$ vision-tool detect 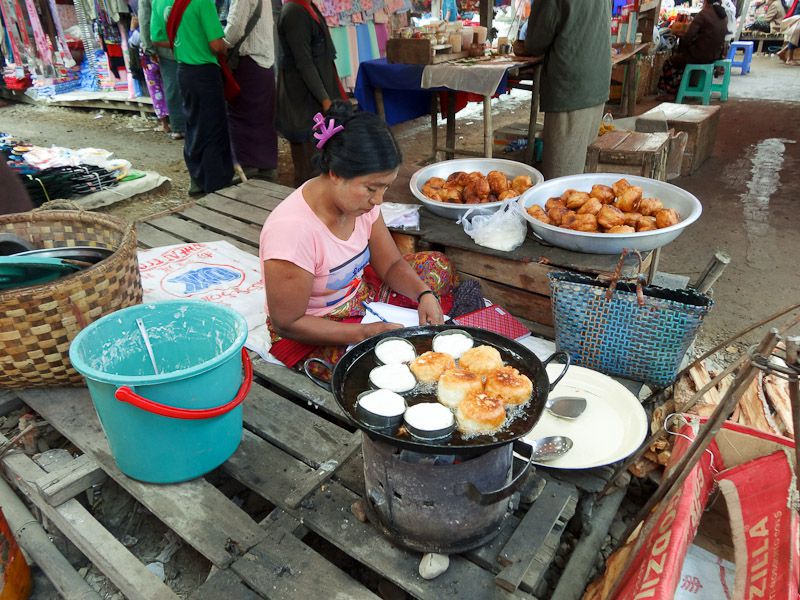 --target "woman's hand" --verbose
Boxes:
[418,293,445,325]
[362,321,403,339]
